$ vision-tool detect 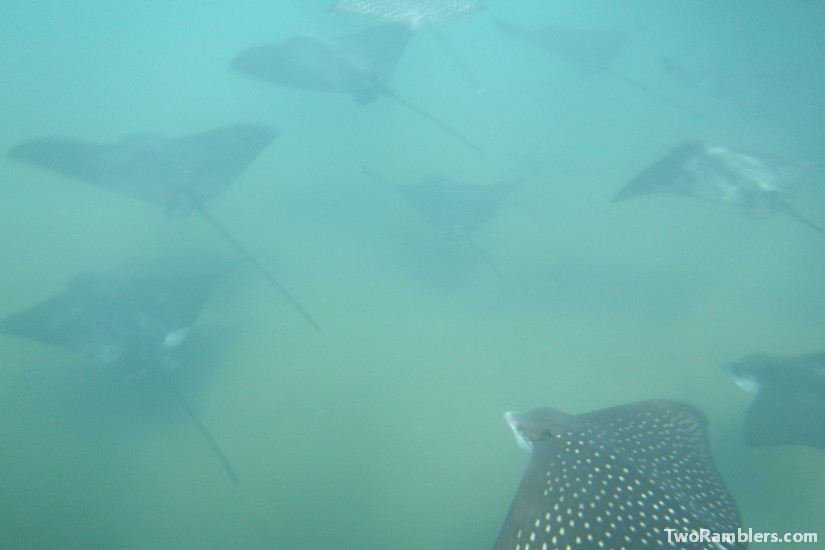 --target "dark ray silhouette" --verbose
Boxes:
[495,19,701,116]
[361,166,518,278]
[725,350,825,450]
[231,24,484,156]
[8,124,320,329]
[0,272,239,483]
